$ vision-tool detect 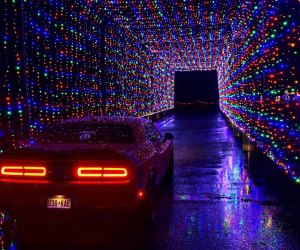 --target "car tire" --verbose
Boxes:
[138,170,157,224]
[163,152,174,184]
